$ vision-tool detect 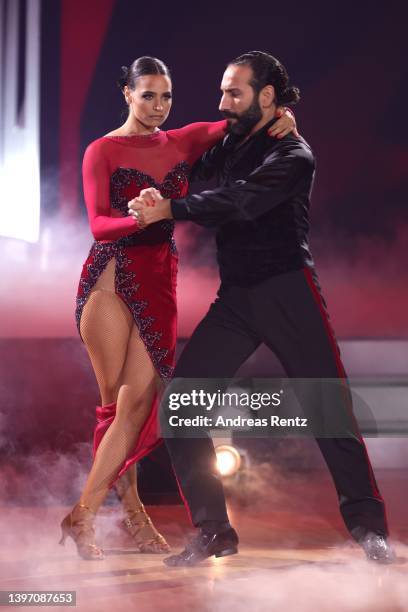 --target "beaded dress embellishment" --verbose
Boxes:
[76,160,190,380]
